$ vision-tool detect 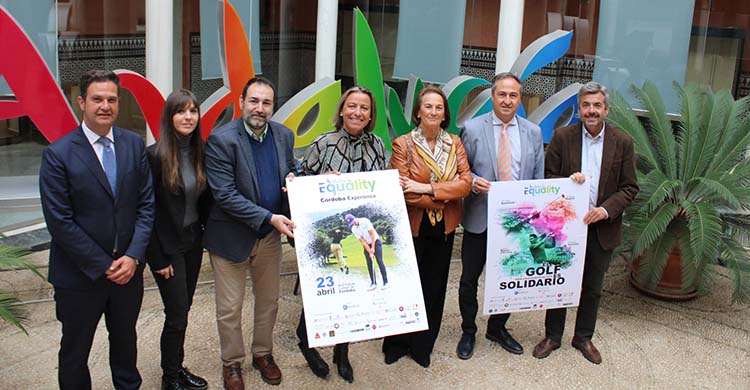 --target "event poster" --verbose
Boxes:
[287,170,428,347]
[483,178,589,315]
